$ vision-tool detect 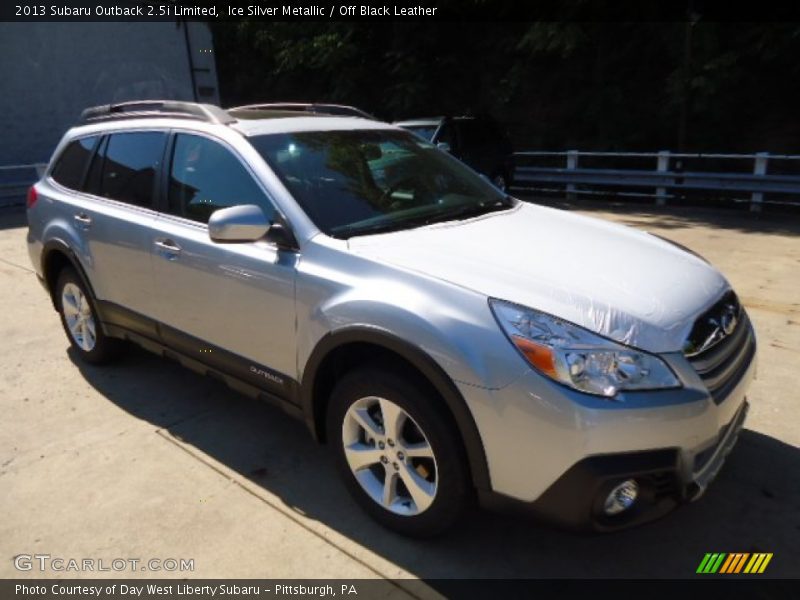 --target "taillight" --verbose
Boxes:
[26,185,38,209]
